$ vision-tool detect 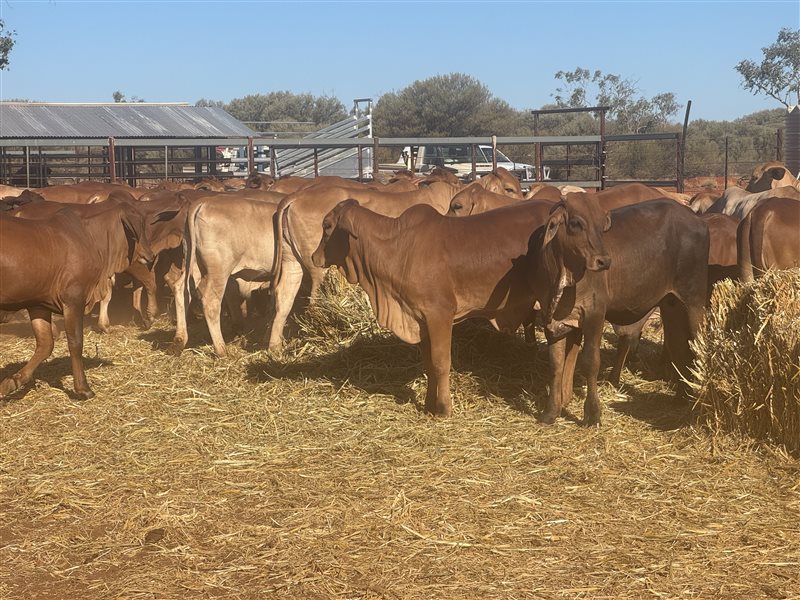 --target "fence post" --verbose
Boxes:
[599,109,606,190]
[373,137,380,179]
[491,135,497,171]
[777,128,783,162]
[25,146,30,187]
[269,147,276,178]
[247,137,255,174]
[471,144,477,180]
[357,145,364,182]
[724,137,729,190]
[676,133,683,193]
[313,148,319,177]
